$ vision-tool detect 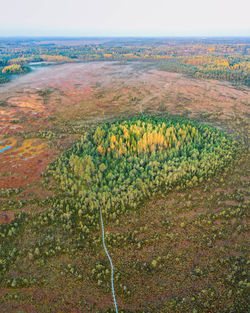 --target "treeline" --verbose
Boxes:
[0,63,30,84]
[157,55,250,86]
